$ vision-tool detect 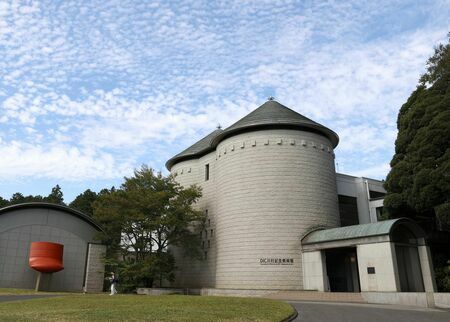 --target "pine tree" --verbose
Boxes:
[69,189,98,216]
[9,192,44,205]
[384,35,450,232]
[0,196,9,208]
[45,185,65,205]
